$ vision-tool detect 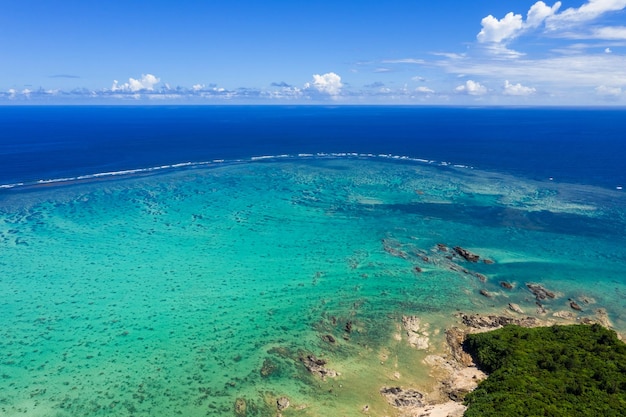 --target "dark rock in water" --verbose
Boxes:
[527,283,556,300]
[475,273,487,282]
[483,258,495,264]
[321,334,336,344]
[276,397,290,411]
[479,289,492,298]
[413,266,423,274]
[345,321,353,334]
[569,300,583,311]
[500,281,513,289]
[234,398,247,416]
[299,354,337,379]
[437,243,449,252]
[260,358,278,378]
[380,387,424,407]
[459,313,540,329]
[453,246,480,262]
